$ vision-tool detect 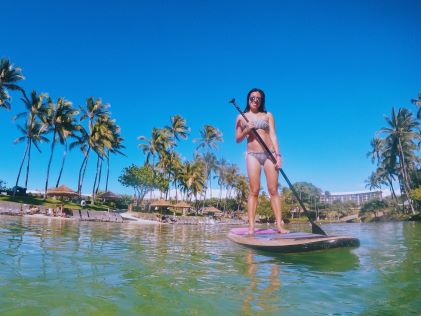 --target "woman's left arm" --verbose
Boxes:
[268,113,282,168]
